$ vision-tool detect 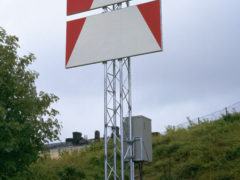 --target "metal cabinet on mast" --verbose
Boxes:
[124,116,152,162]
